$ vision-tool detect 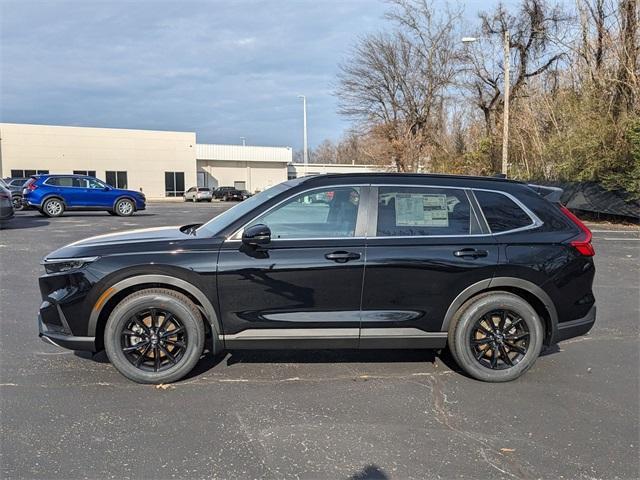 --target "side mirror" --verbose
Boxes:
[242,224,271,246]
[103,186,111,191]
